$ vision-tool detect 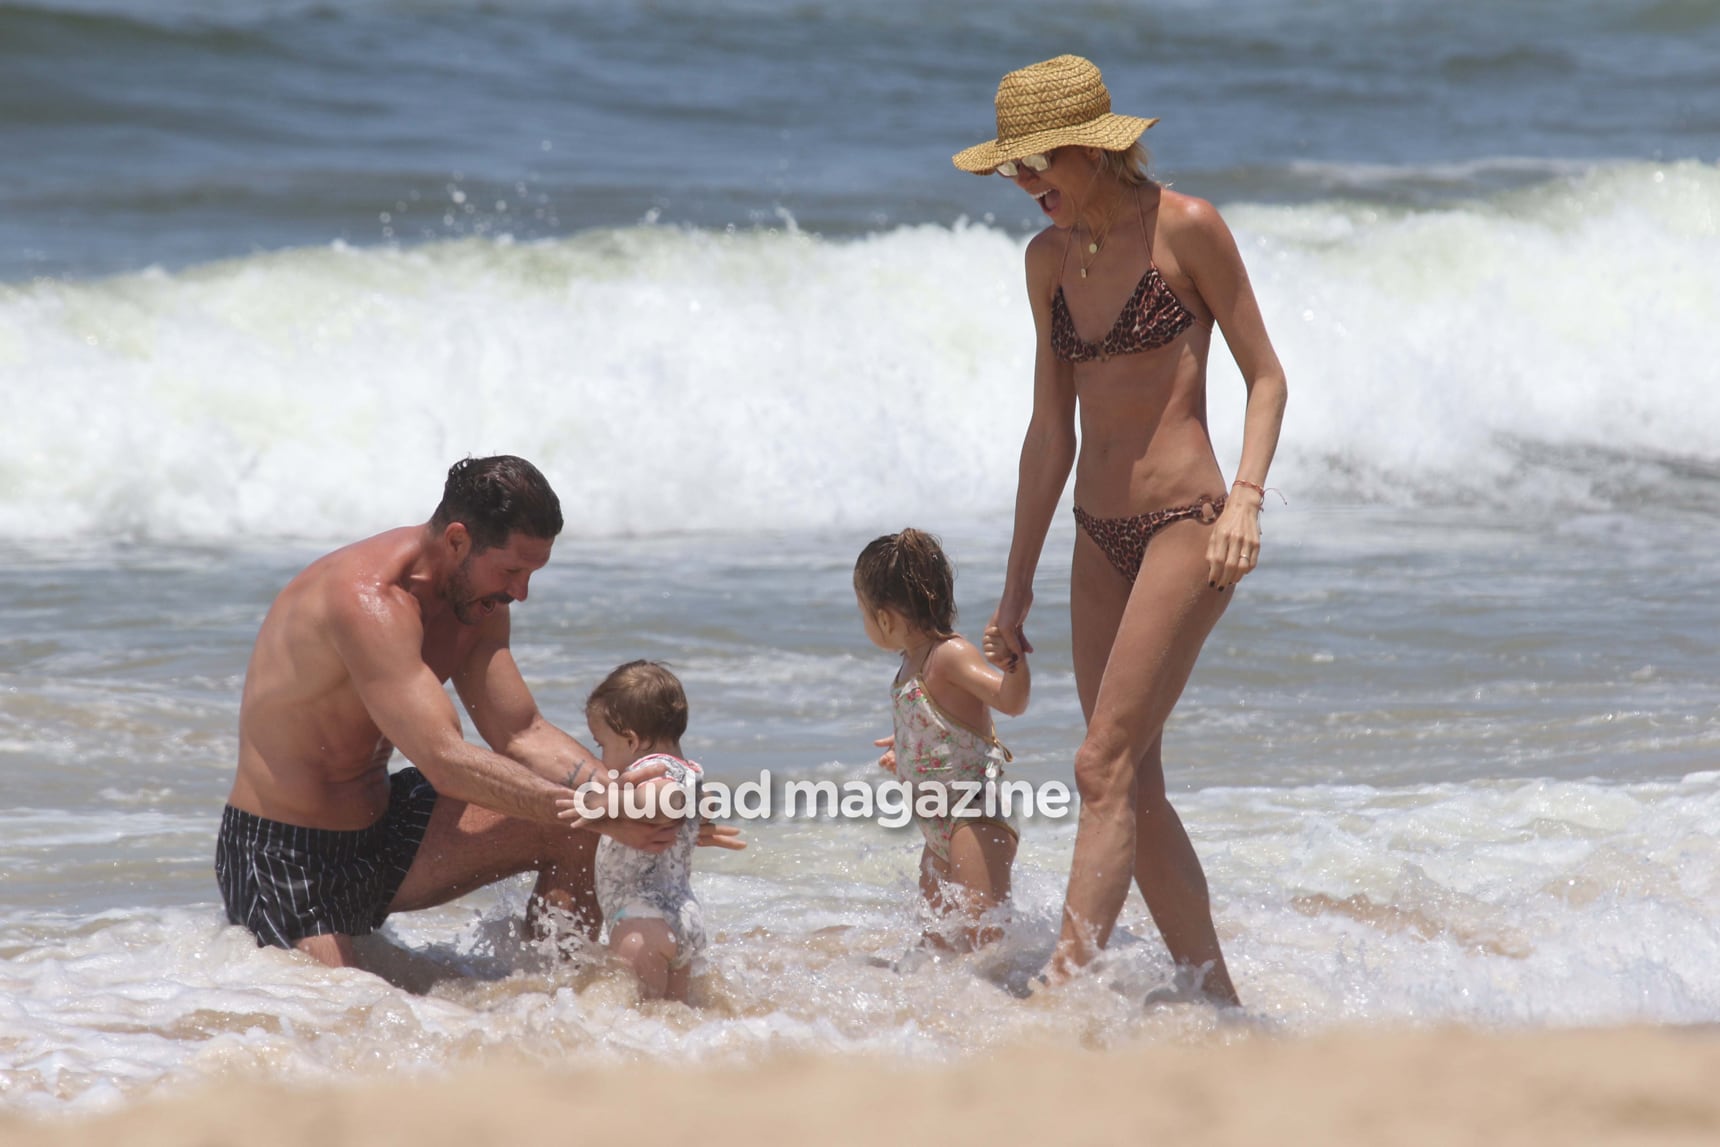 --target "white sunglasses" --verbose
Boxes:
[995,153,1052,178]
